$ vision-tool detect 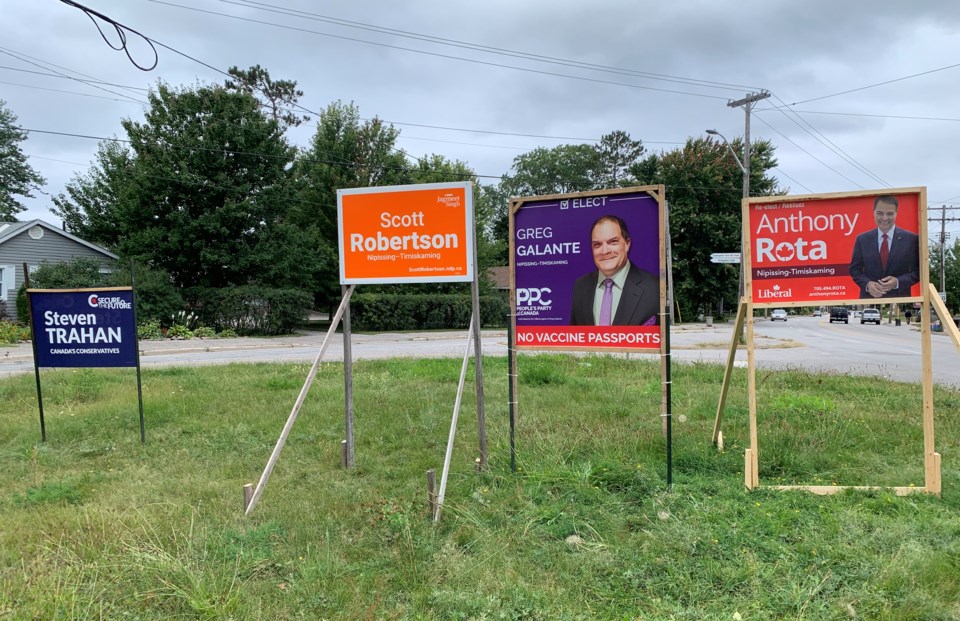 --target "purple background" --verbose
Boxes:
[513,191,661,325]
